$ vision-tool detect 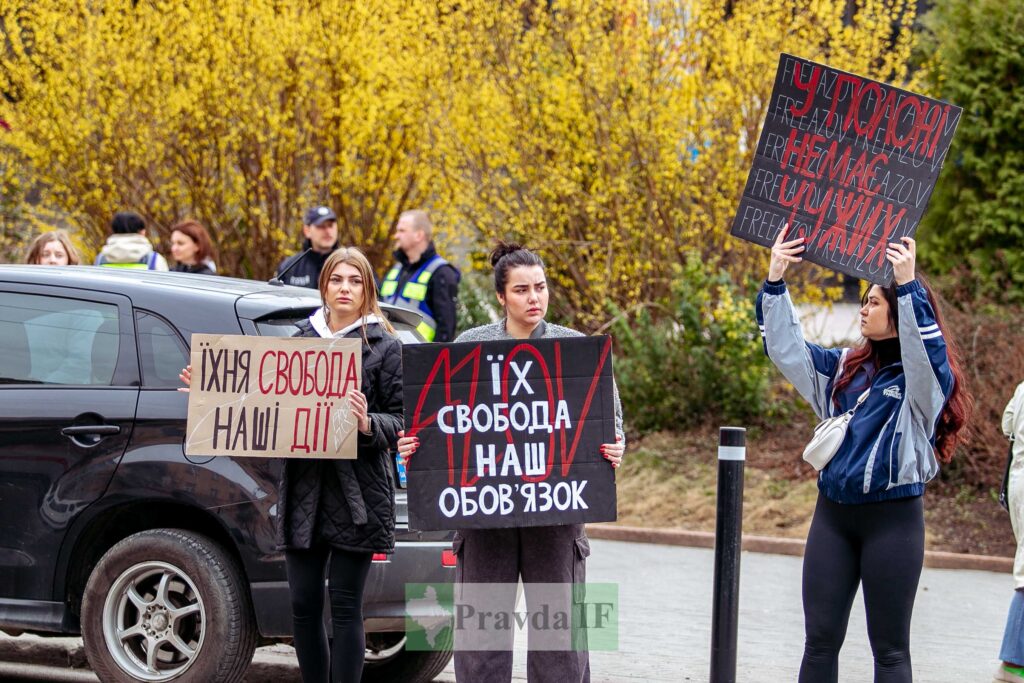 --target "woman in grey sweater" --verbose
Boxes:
[398,242,624,683]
